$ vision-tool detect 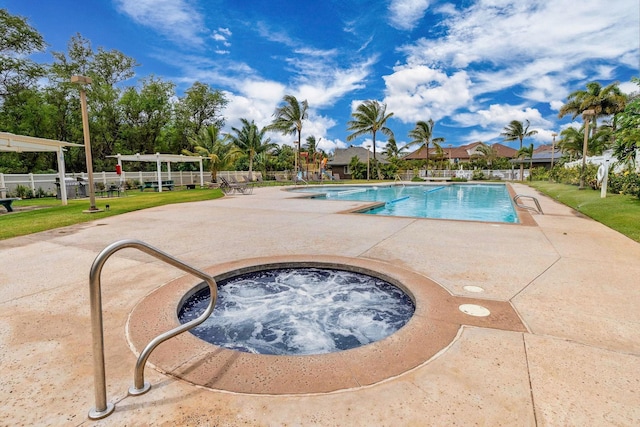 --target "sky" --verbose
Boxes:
[4,0,639,154]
